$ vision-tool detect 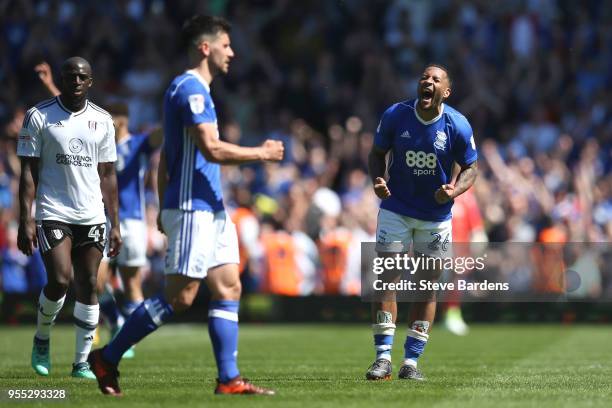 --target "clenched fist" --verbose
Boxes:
[261,139,284,162]
[434,184,455,204]
[373,177,391,200]
[34,62,54,87]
